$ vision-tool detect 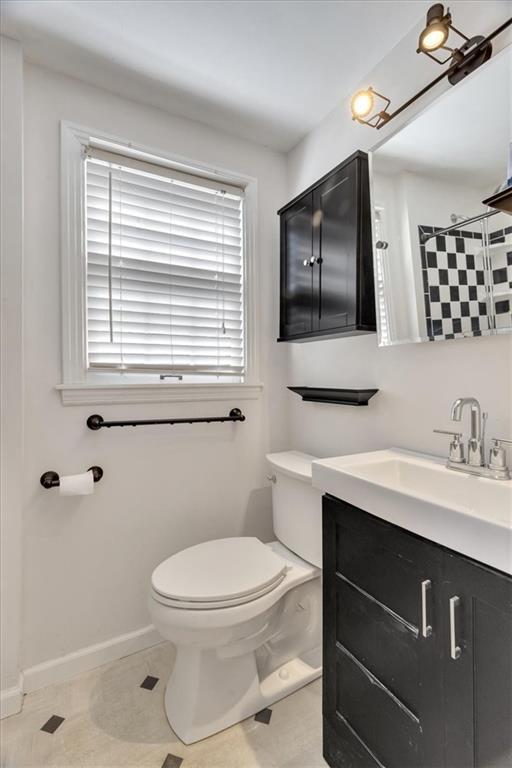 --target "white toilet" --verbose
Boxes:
[149,450,322,744]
